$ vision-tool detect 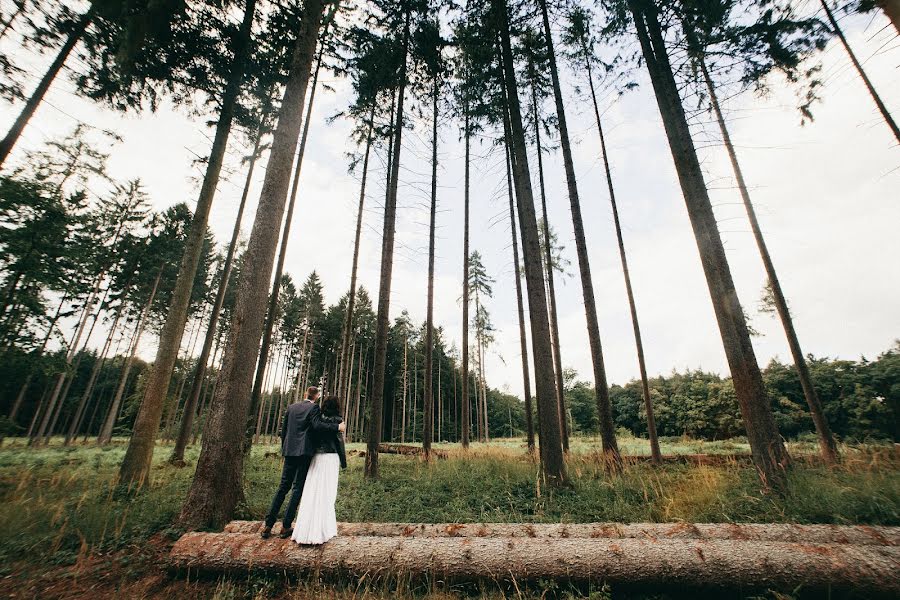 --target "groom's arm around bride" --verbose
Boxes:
[261,387,345,539]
